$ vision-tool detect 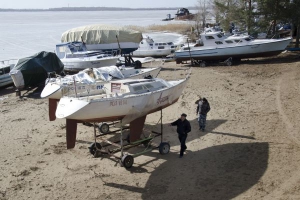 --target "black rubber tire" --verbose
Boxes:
[98,123,109,134]
[159,142,170,155]
[121,155,134,169]
[89,142,102,155]
[134,60,142,69]
[200,61,206,67]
